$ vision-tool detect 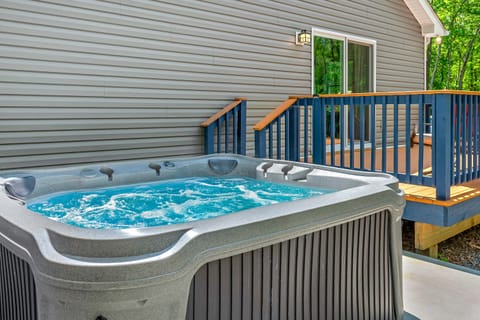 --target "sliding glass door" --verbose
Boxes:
[313,30,375,141]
